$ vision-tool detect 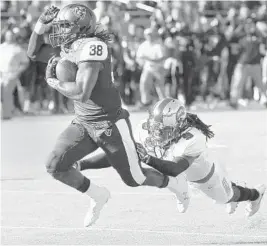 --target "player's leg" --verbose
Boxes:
[75,136,190,212]
[97,118,165,187]
[190,162,234,203]
[46,122,98,189]
[45,122,110,226]
[228,183,266,217]
[75,150,111,171]
[97,117,185,208]
[190,162,266,216]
